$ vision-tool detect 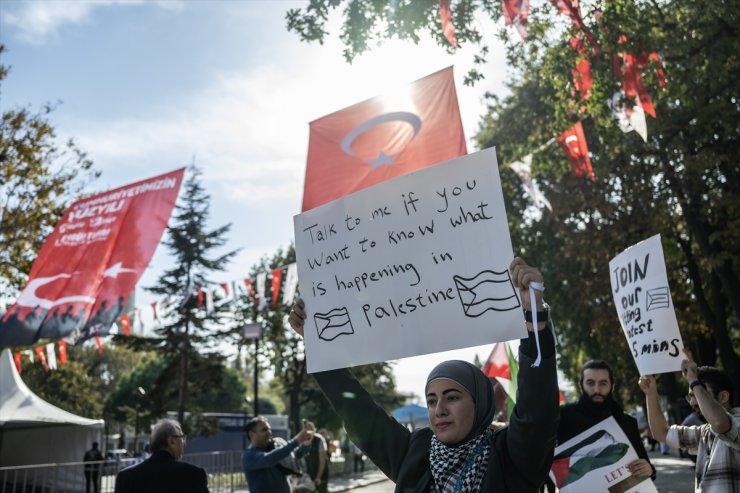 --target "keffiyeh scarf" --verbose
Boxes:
[430,428,493,492]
